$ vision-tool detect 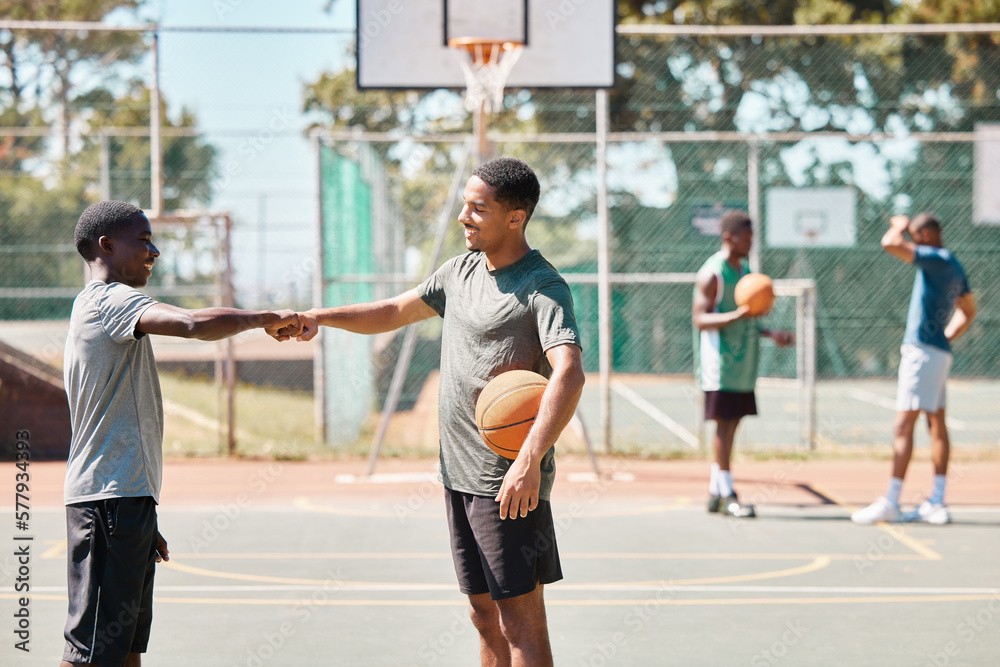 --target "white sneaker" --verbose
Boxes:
[915,500,951,525]
[851,497,900,525]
